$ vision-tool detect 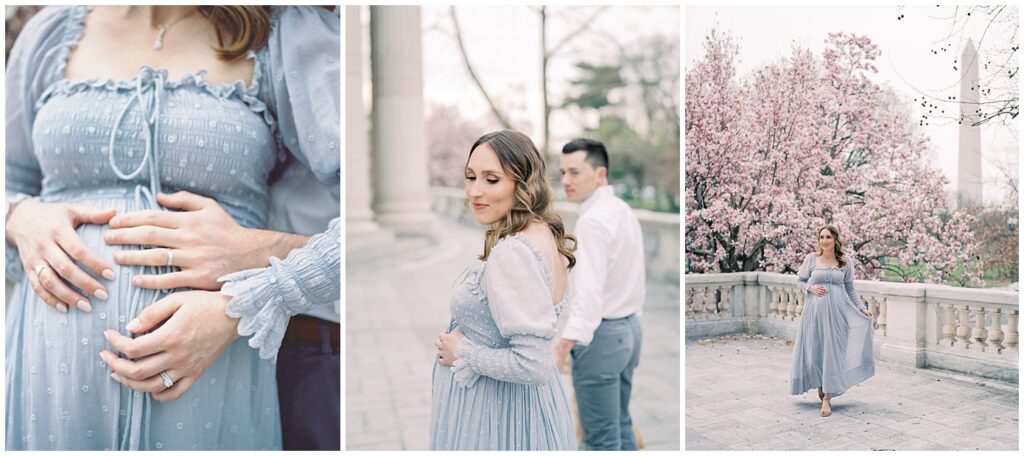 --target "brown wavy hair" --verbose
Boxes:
[815,225,846,268]
[468,130,577,269]
[198,6,272,61]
